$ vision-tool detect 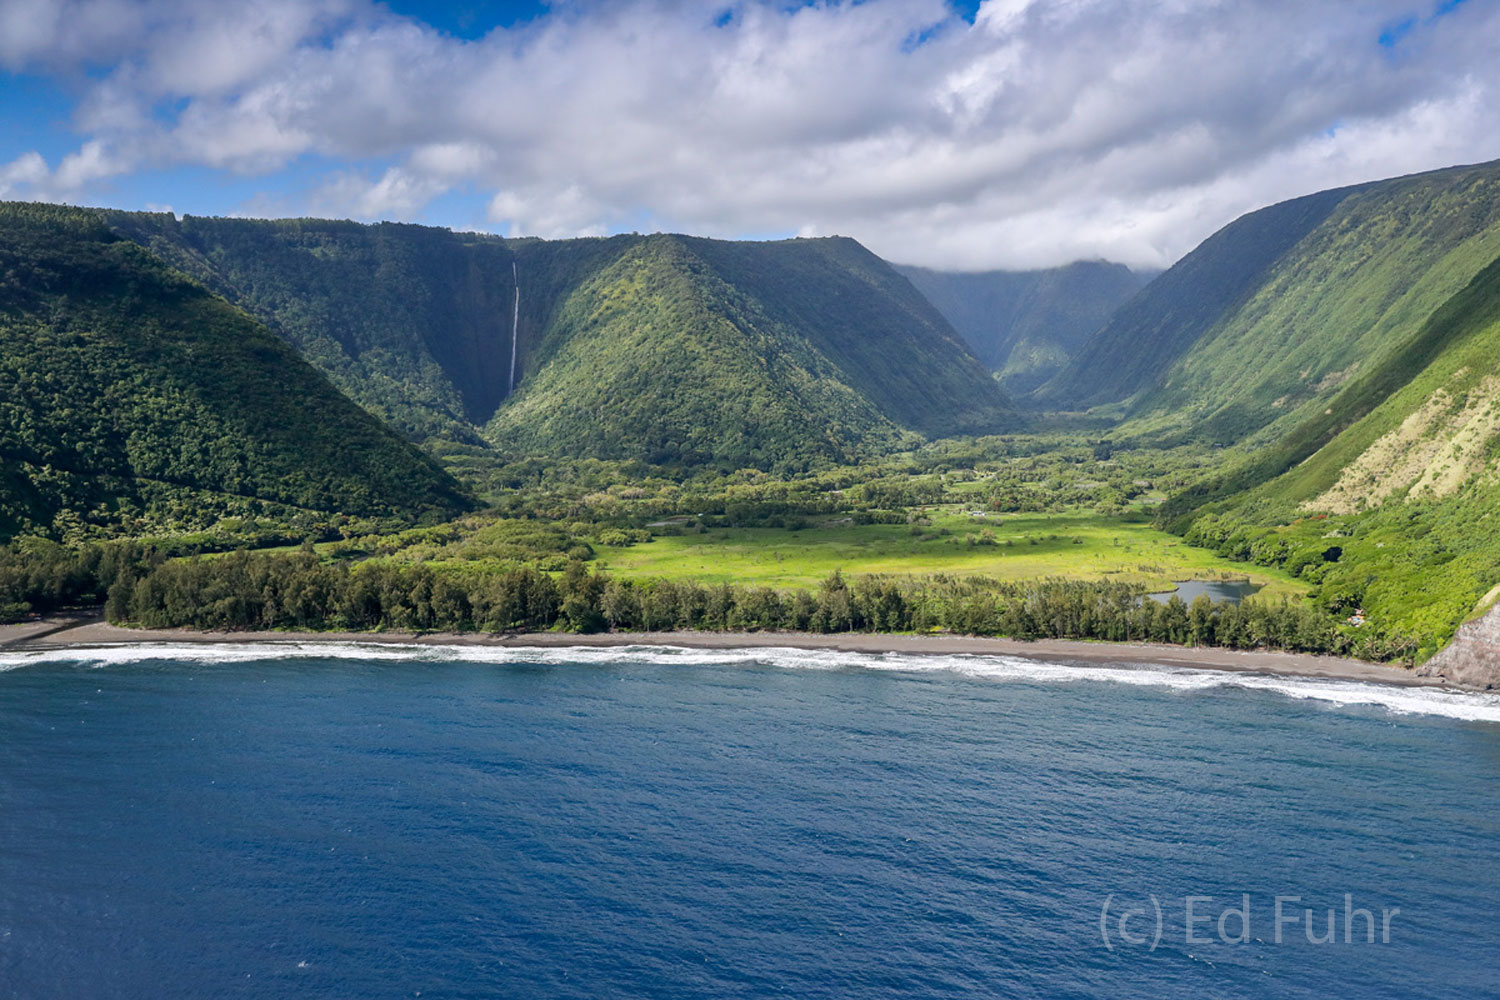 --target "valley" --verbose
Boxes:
[9,7,1500,999]
[5,158,1500,671]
